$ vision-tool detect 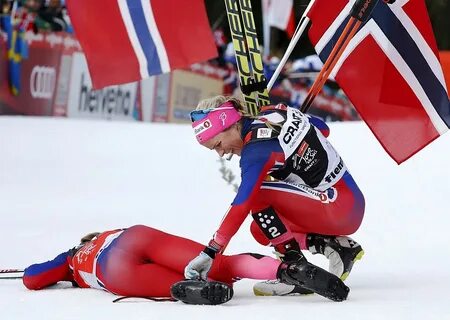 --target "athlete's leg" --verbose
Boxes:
[113,225,281,282]
[98,247,184,297]
[96,225,204,297]
[110,225,206,272]
[250,172,365,279]
[97,225,281,296]
[209,253,280,284]
[252,171,365,240]
[250,219,307,249]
